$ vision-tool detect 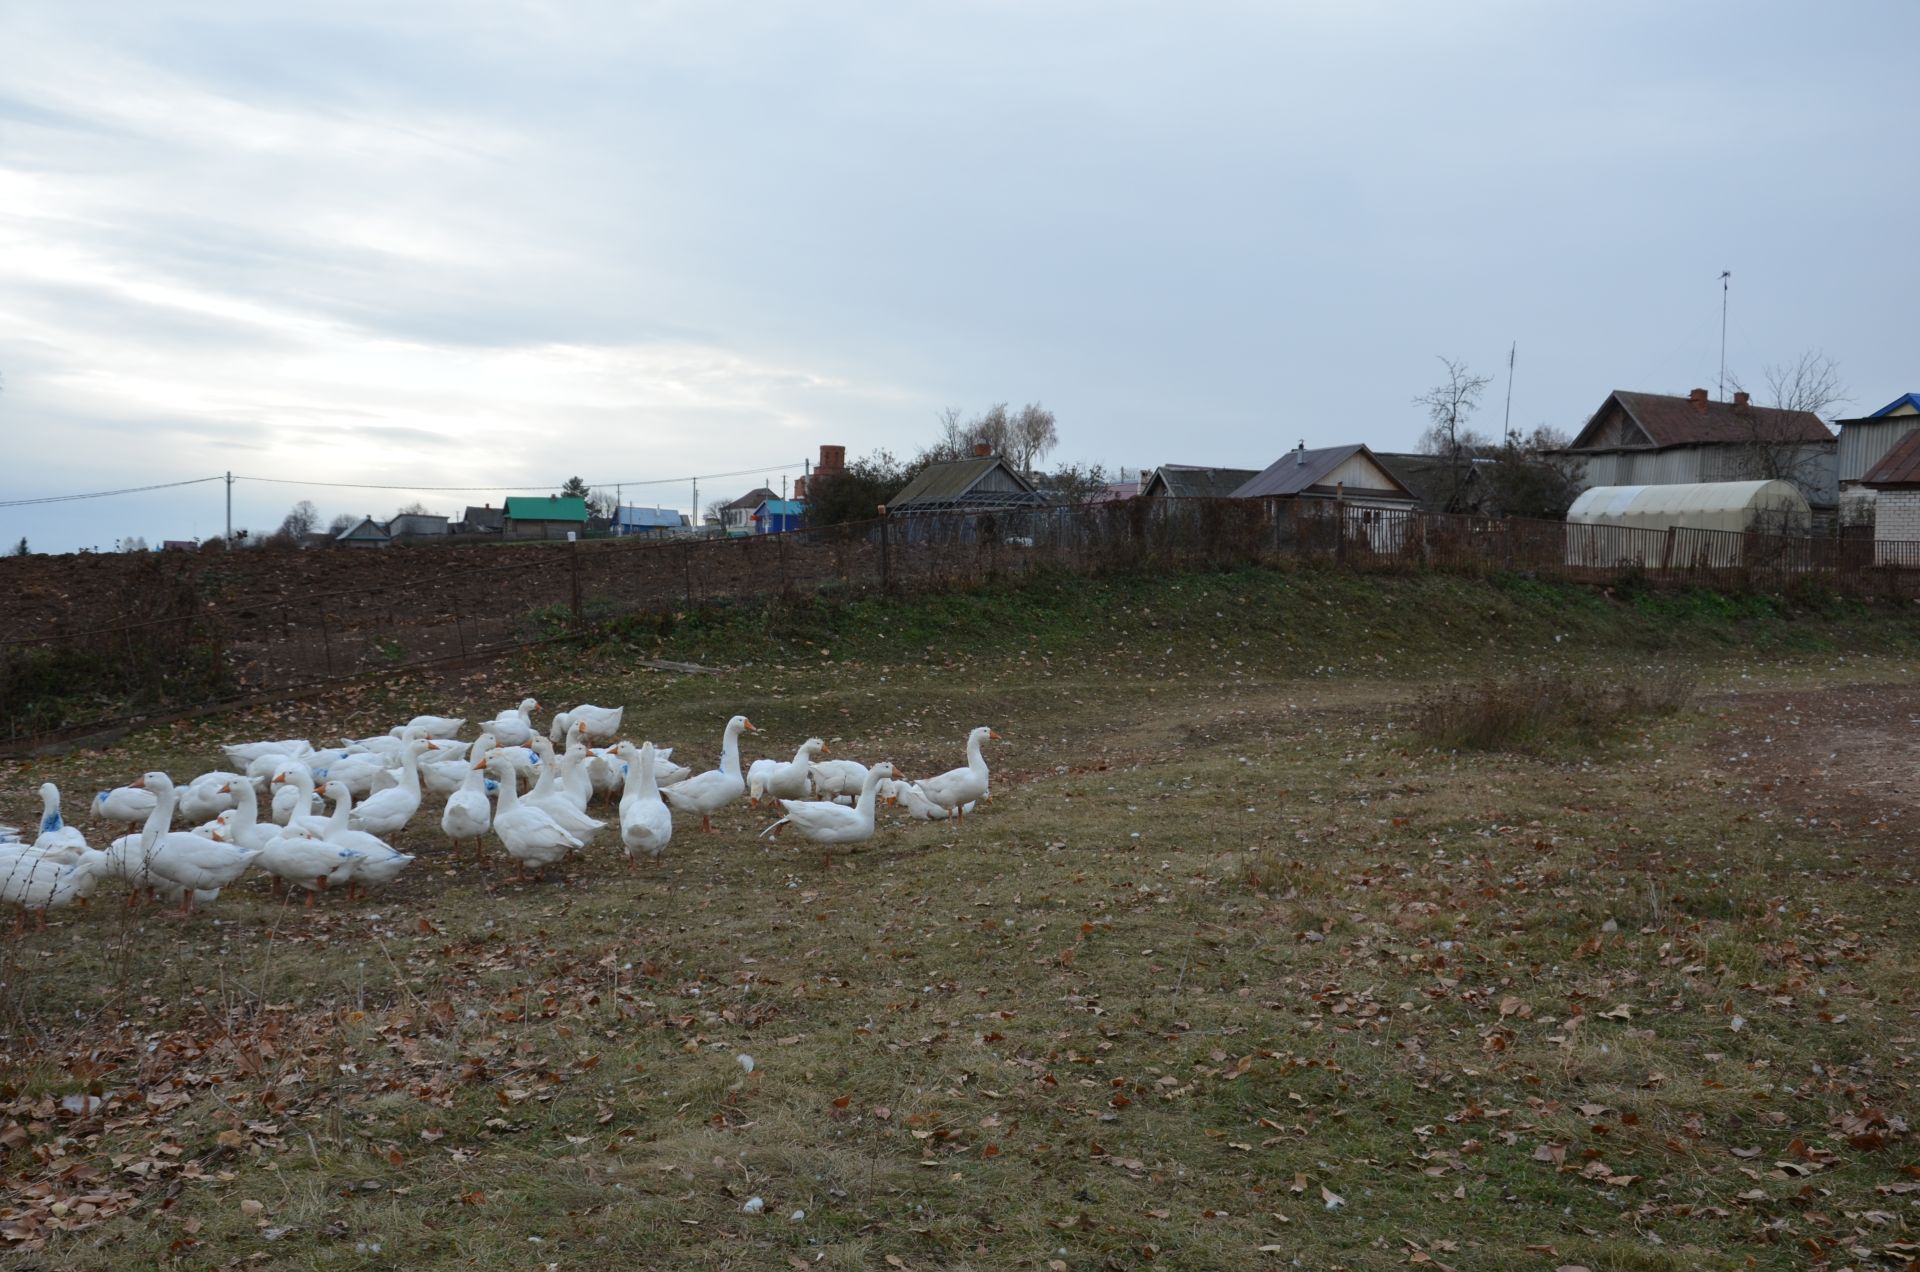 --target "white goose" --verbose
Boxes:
[93,784,159,835]
[522,739,605,841]
[177,771,247,822]
[403,714,466,738]
[311,781,414,899]
[440,761,494,863]
[485,698,541,748]
[223,738,313,767]
[270,766,329,832]
[748,738,827,806]
[247,828,363,905]
[485,757,582,880]
[807,758,870,804]
[551,704,623,744]
[615,741,673,867]
[661,715,757,833]
[762,762,900,862]
[917,727,999,822]
[127,773,261,914]
[31,784,89,861]
[0,848,98,929]
[205,780,278,851]
[881,778,973,822]
[348,739,427,836]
